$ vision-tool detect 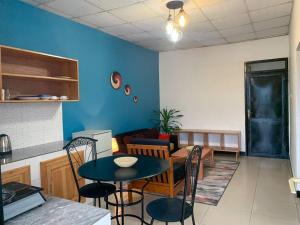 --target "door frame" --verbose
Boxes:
[244,58,289,158]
